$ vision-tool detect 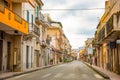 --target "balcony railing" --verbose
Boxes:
[97,27,105,44]
[41,40,47,47]
[106,15,113,35]
[0,4,28,34]
[96,12,120,43]
[29,23,40,37]
[98,31,101,42]
[101,27,105,40]
[35,13,45,24]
